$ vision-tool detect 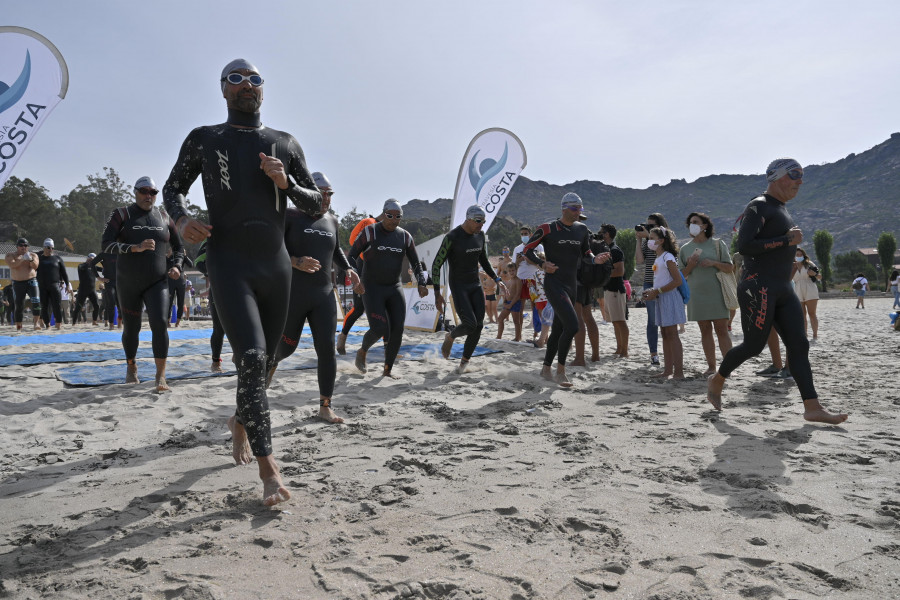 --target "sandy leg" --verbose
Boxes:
[227,415,254,465]
[541,365,555,383]
[803,399,849,425]
[125,360,139,384]
[382,366,400,379]
[318,398,345,424]
[555,366,573,388]
[355,349,367,373]
[336,333,347,355]
[265,363,277,389]
[154,358,169,392]
[211,359,223,373]
[707,373,725,411]
[441,333,454,359]
[457,358,470,374]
